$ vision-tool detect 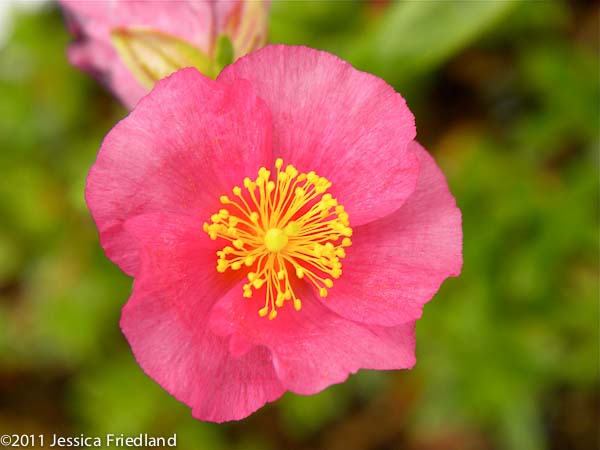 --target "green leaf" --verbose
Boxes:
[344,1,516,84]
[214,34,234,73]
[110,27,214,88]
